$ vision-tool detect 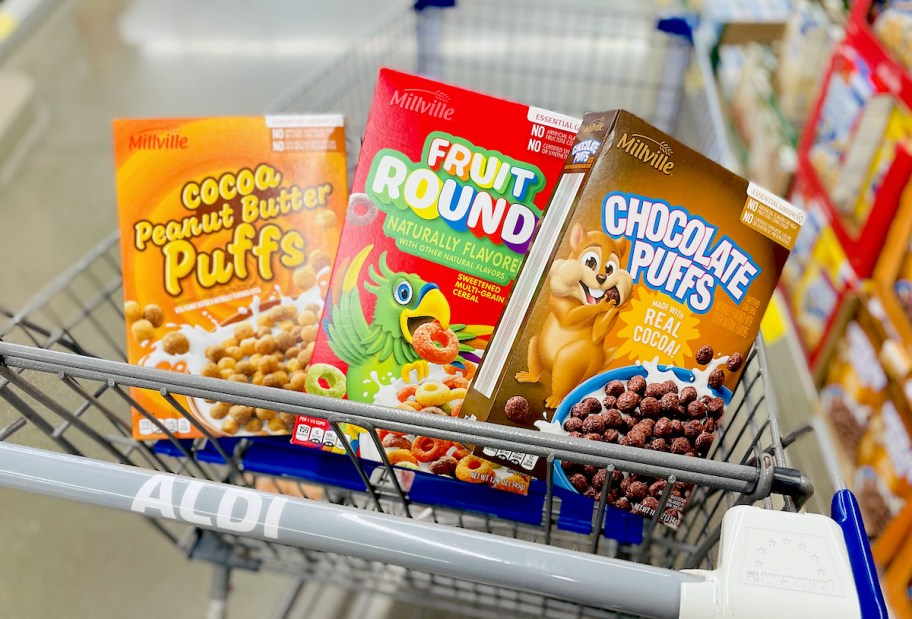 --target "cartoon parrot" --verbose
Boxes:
[326,245,490,403]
